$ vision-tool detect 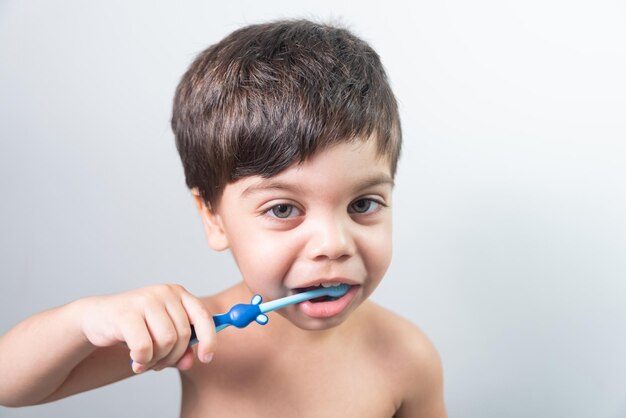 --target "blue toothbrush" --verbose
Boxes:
[130,284,349,365]
[189,284,350,345]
